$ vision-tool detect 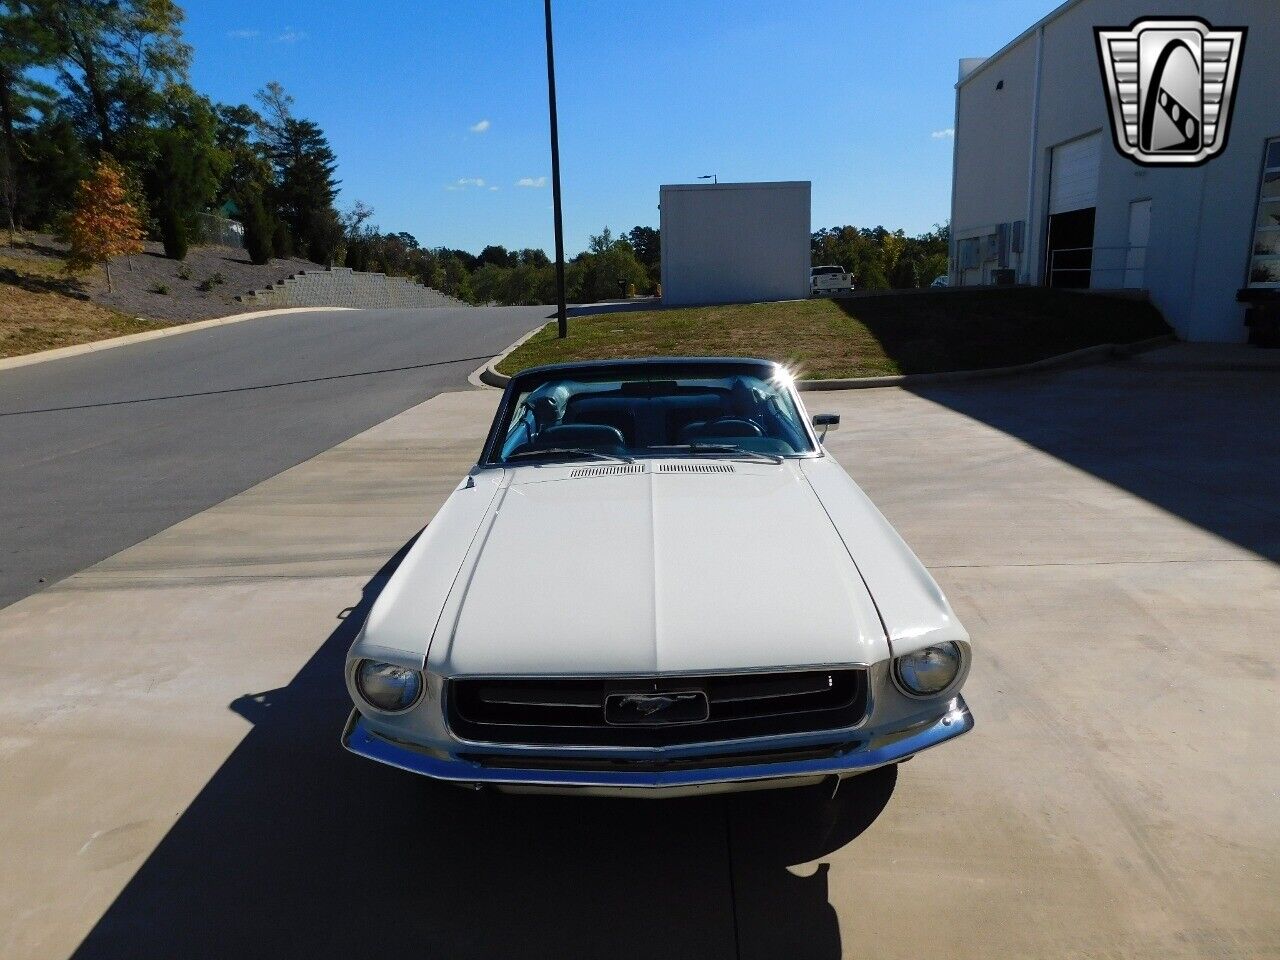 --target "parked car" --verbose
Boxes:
[811,264,856,295]
[930,274,950,288]
[342,357,973,797]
